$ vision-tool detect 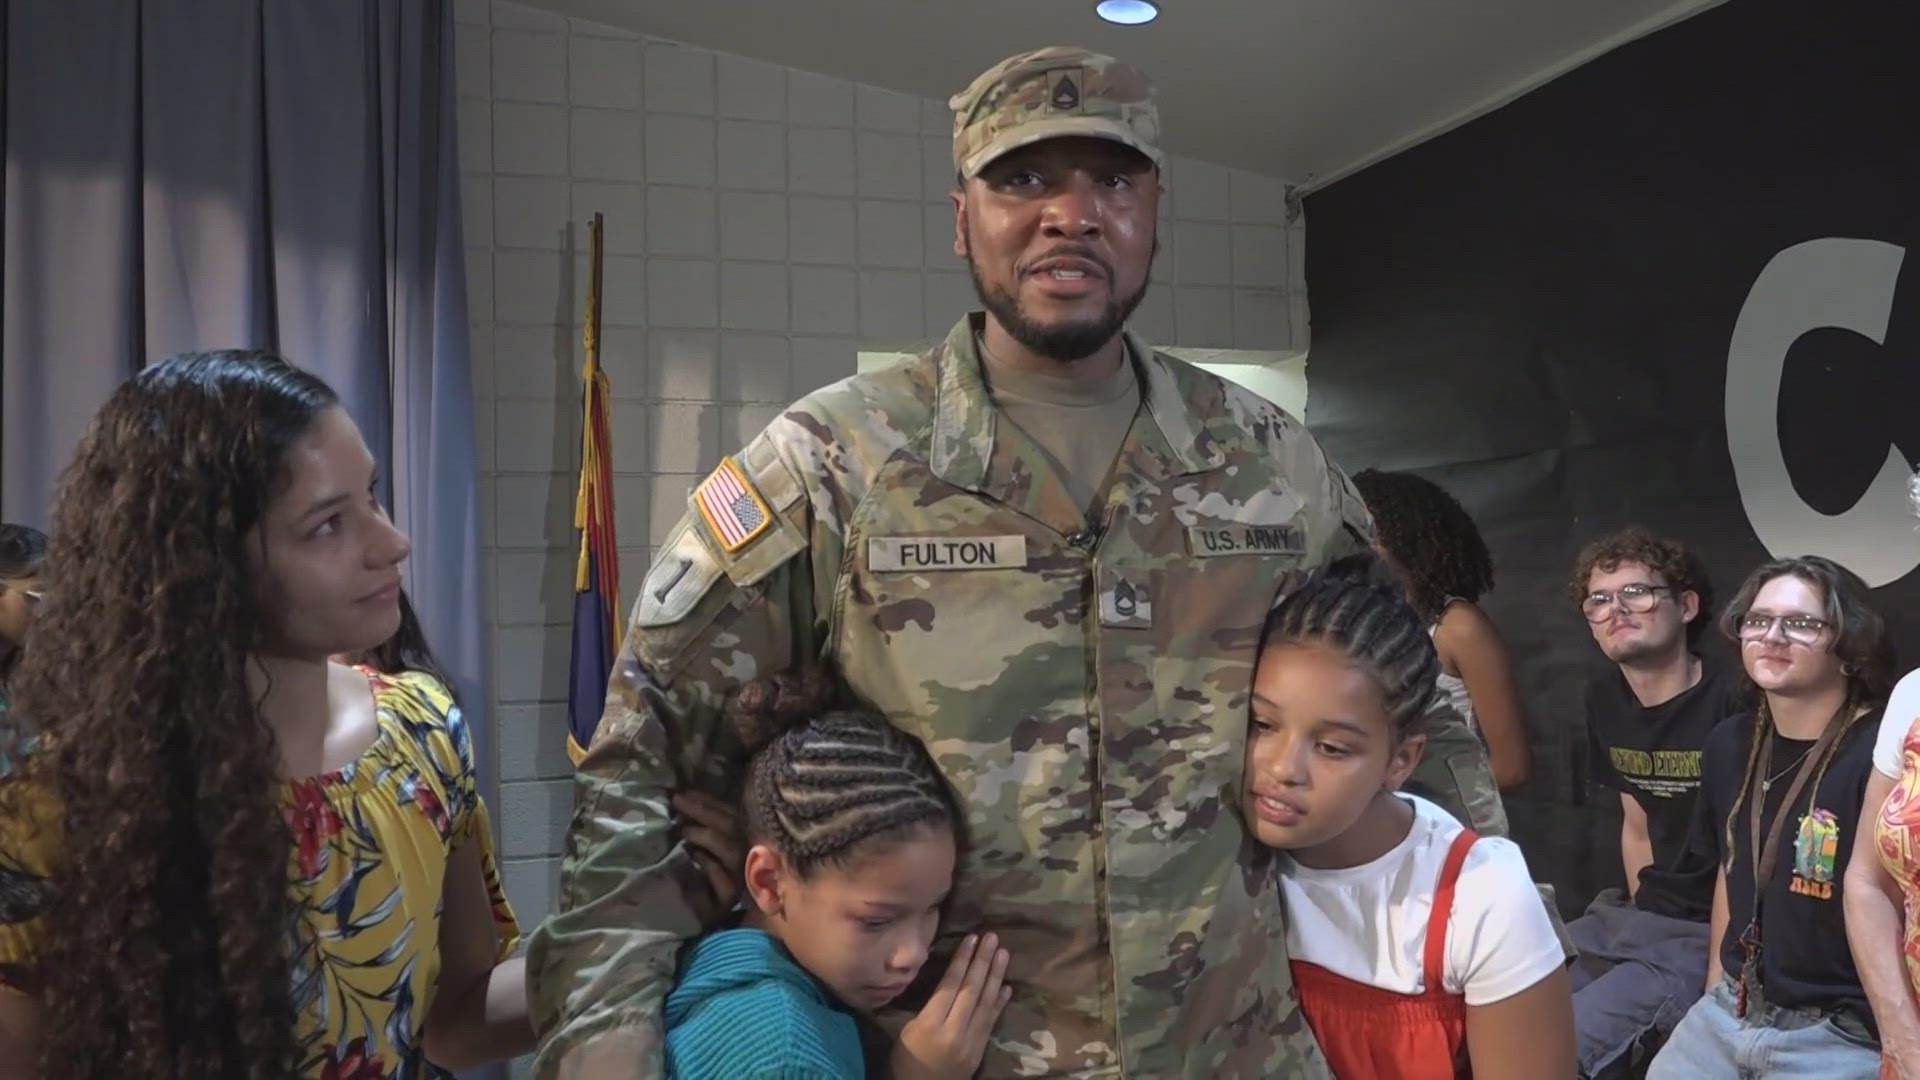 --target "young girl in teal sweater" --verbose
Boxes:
[664,668,1010,1079]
